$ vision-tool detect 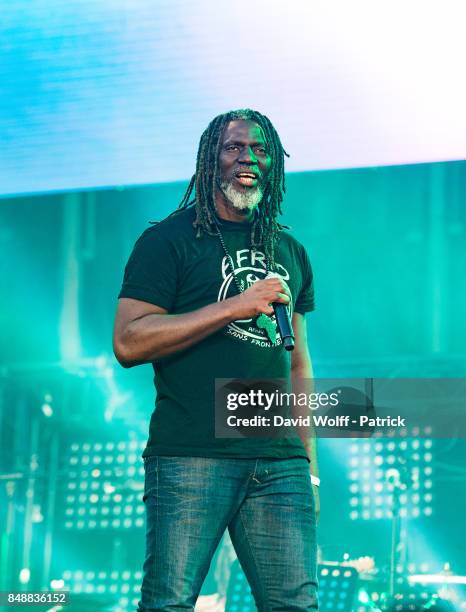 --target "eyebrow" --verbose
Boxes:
[223,139,267,146]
